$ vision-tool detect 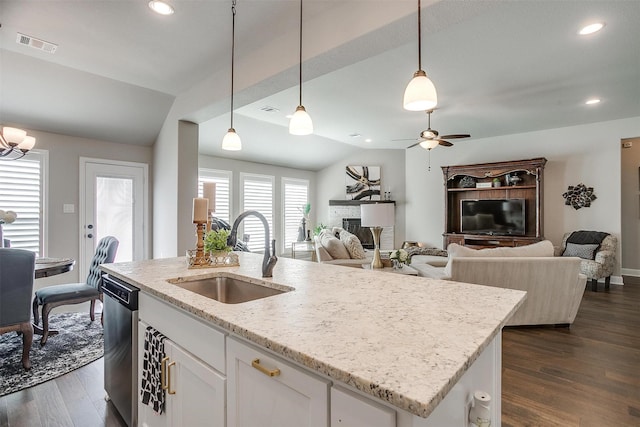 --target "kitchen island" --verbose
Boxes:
[101,252,525,426]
